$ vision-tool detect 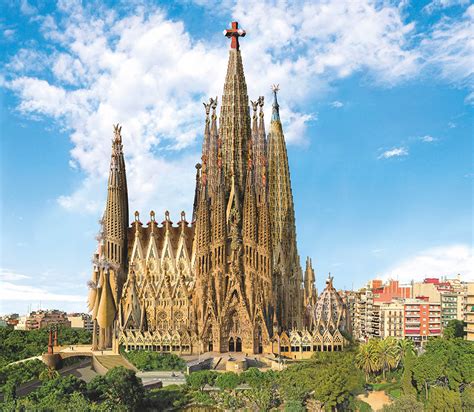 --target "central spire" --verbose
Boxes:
[219,21,251,196]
